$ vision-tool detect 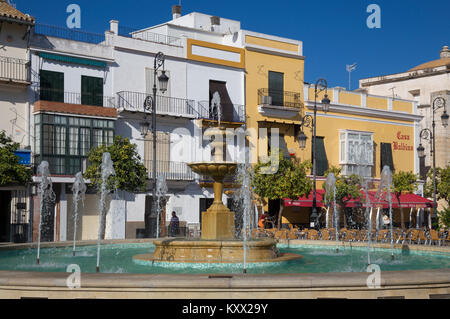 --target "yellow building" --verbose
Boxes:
[241,30,424,228]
